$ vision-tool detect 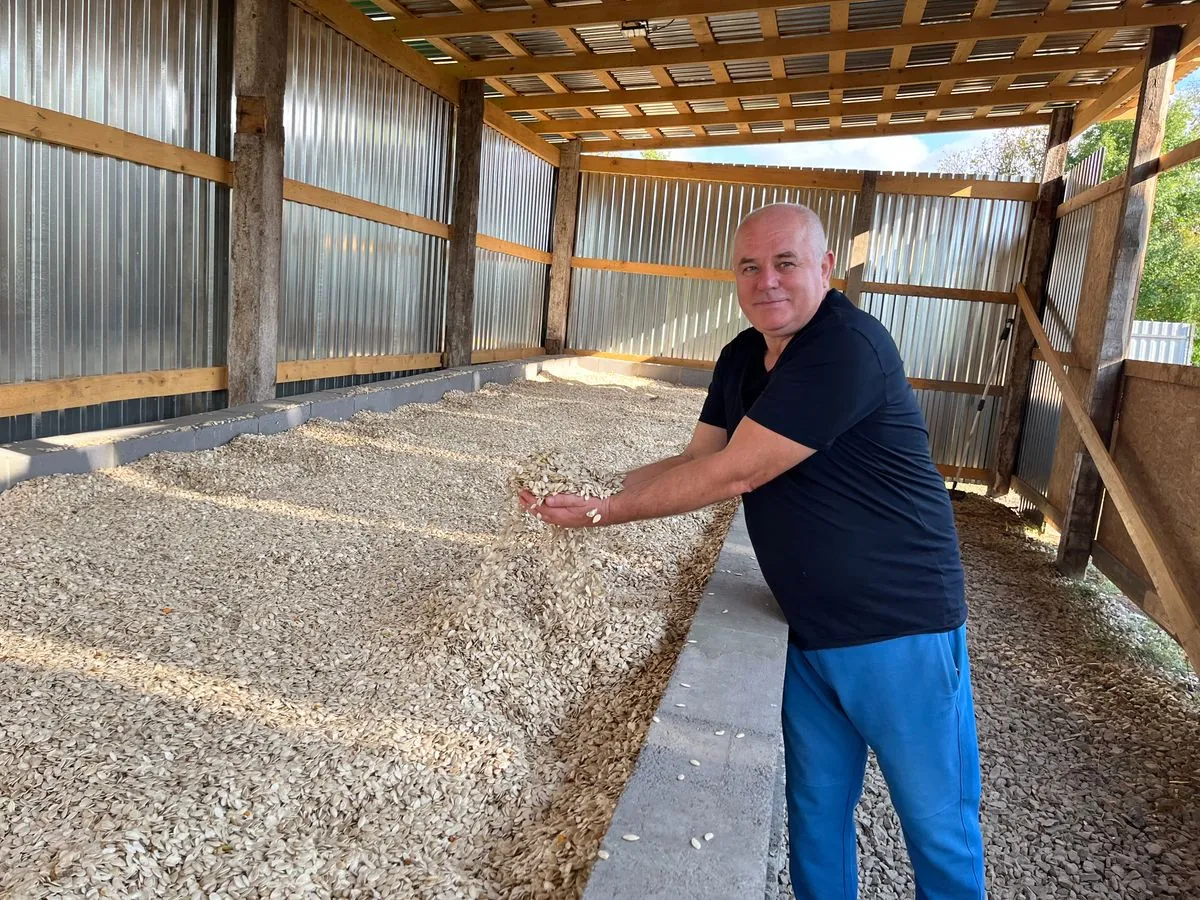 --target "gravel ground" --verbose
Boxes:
[775,493,1200,899]
[0,371,734,899]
